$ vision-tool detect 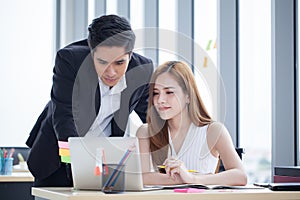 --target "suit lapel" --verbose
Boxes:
[72,53,99,137]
